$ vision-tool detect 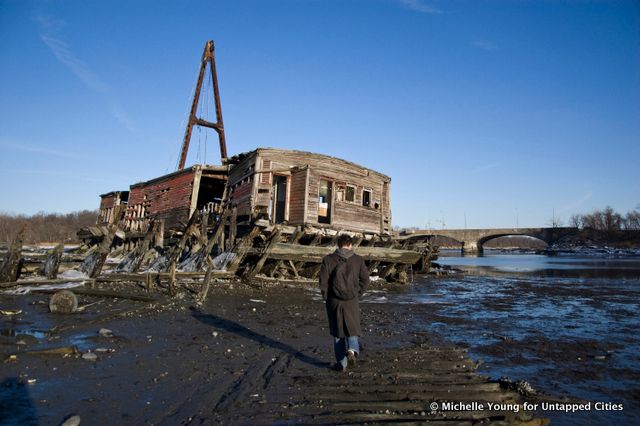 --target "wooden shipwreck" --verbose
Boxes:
[76,40,435,288]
